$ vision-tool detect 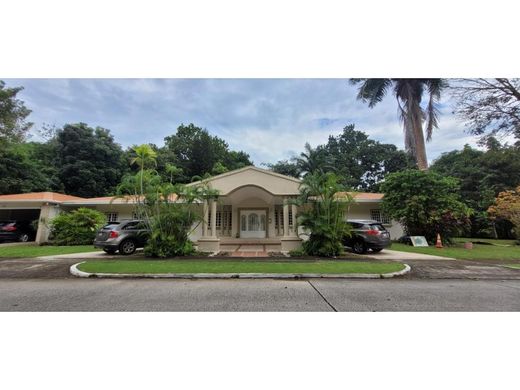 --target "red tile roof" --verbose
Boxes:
[335,192,384,201]
[0,192,85,203]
